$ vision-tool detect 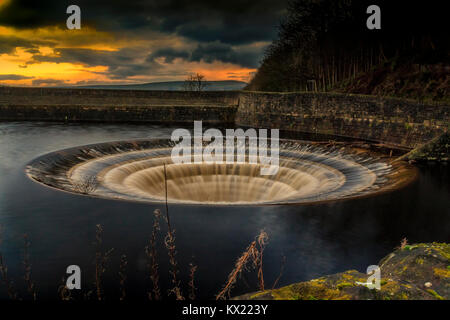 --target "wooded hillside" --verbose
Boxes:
[247,0,449,101]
